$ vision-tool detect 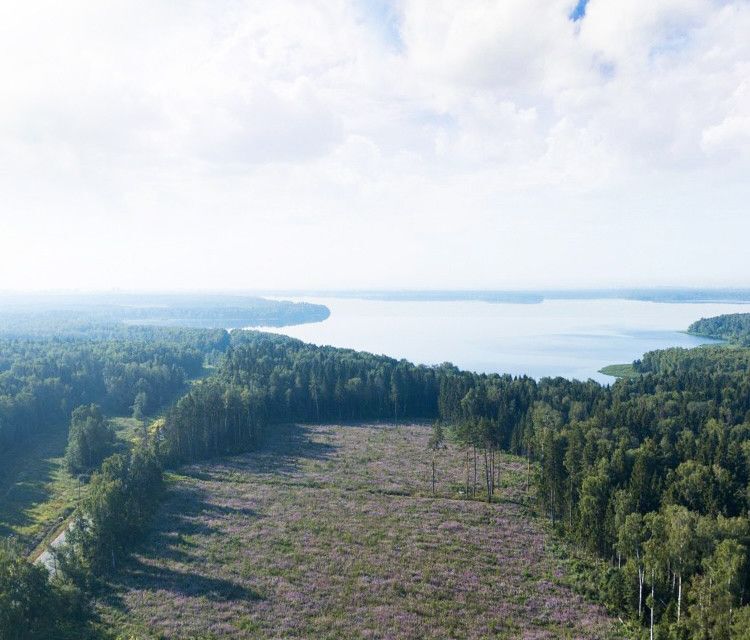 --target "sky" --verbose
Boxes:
[1,0,749,292]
